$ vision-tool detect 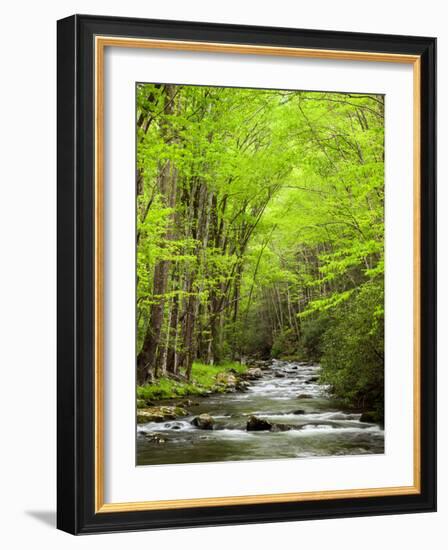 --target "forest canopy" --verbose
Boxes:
[136,83,384,417]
